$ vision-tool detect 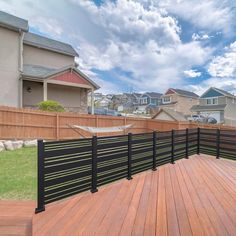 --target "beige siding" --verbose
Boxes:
[224,101,236,125]
[0,27,20,107]
[199,96,226,105]
[154,112,174,121]
[23,45,75,69]
[160,94,198,115]
[23,80,43,106]
[175,96,198,115]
